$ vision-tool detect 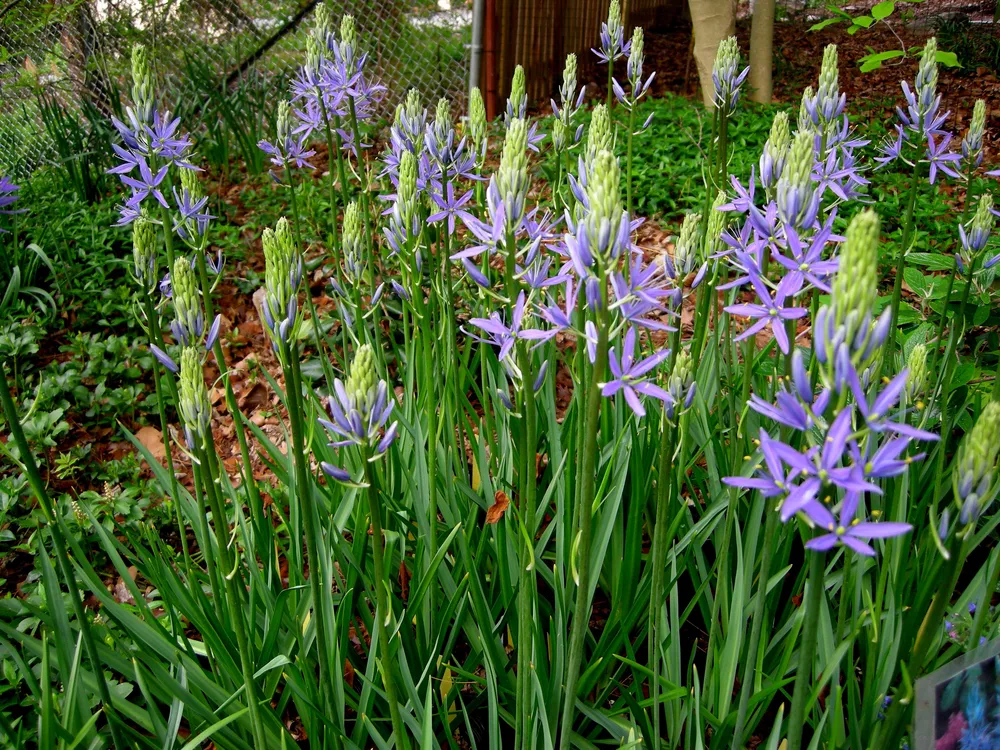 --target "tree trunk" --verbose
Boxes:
[687,0,735,107]
[749,0,774,103]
